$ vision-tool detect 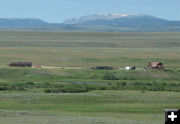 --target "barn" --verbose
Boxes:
[147,62,163,69]
[9,62,32,67]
